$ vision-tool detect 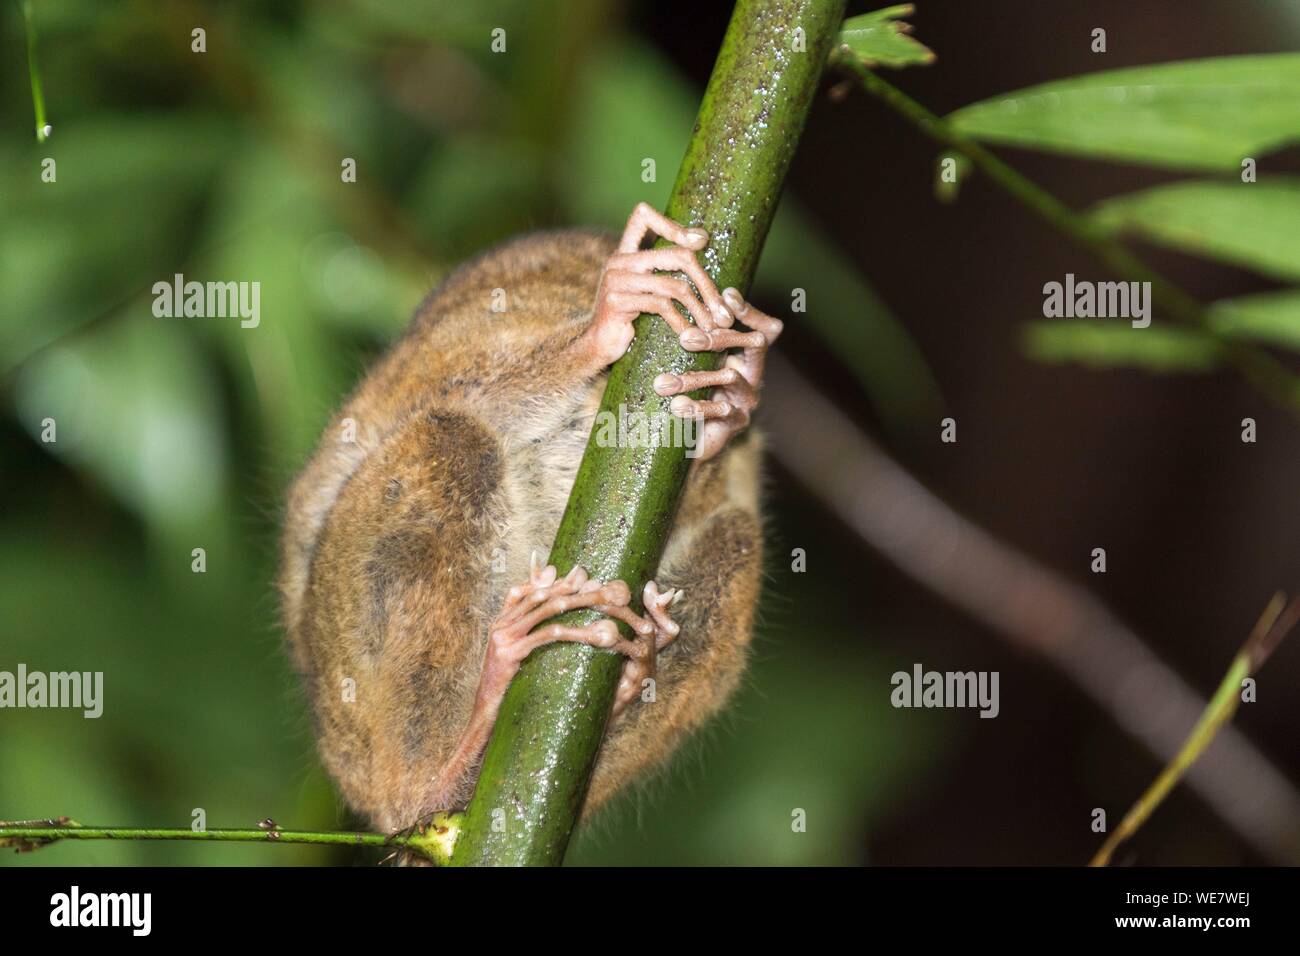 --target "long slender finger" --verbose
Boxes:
[505,587,618,638]
[497,573,588,628]
[529,553,557,587]
[509,622,636,662]
[605,290,692,336]
[715,372,758,411]
[625,272,716,330]
[603,257,713,331]
[727,344,768,391]
[679,328,766,352]
[669,396,737,421]
[504,559,563,610]
[722,287,784,342]
[653,366,745,397]
[643,582,682,640]
[602,269,709,329]
[618,202,709,254]
[593,602,656,637]
[608,248,731,327]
